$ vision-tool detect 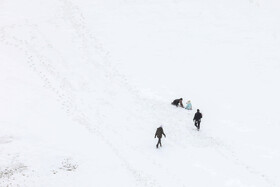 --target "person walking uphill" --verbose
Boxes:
[171,98,184,108]
[193,109,203,131]
[154,126,166,148]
